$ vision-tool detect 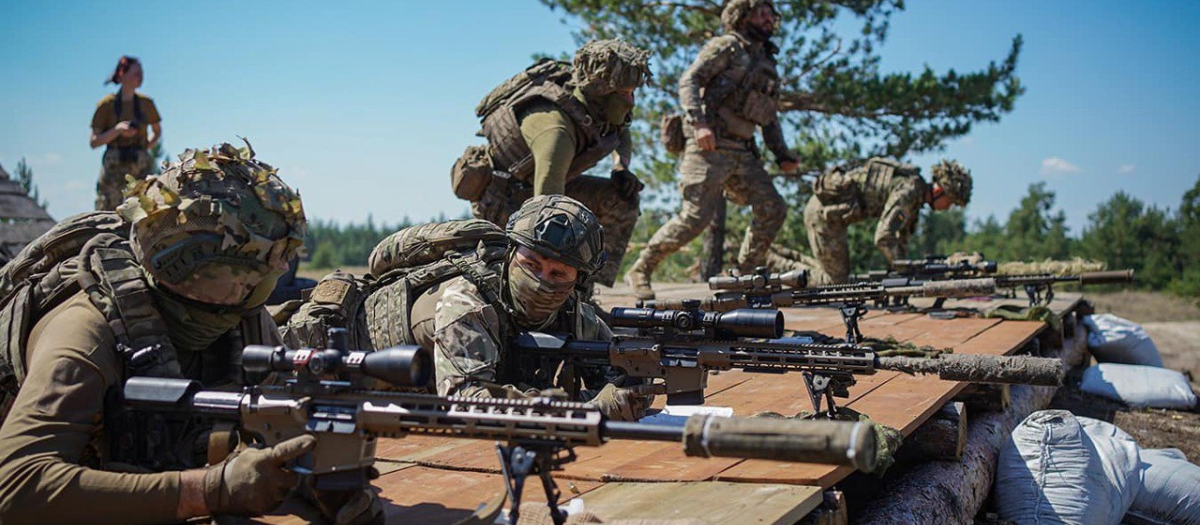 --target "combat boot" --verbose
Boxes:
[623,257,656,301]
